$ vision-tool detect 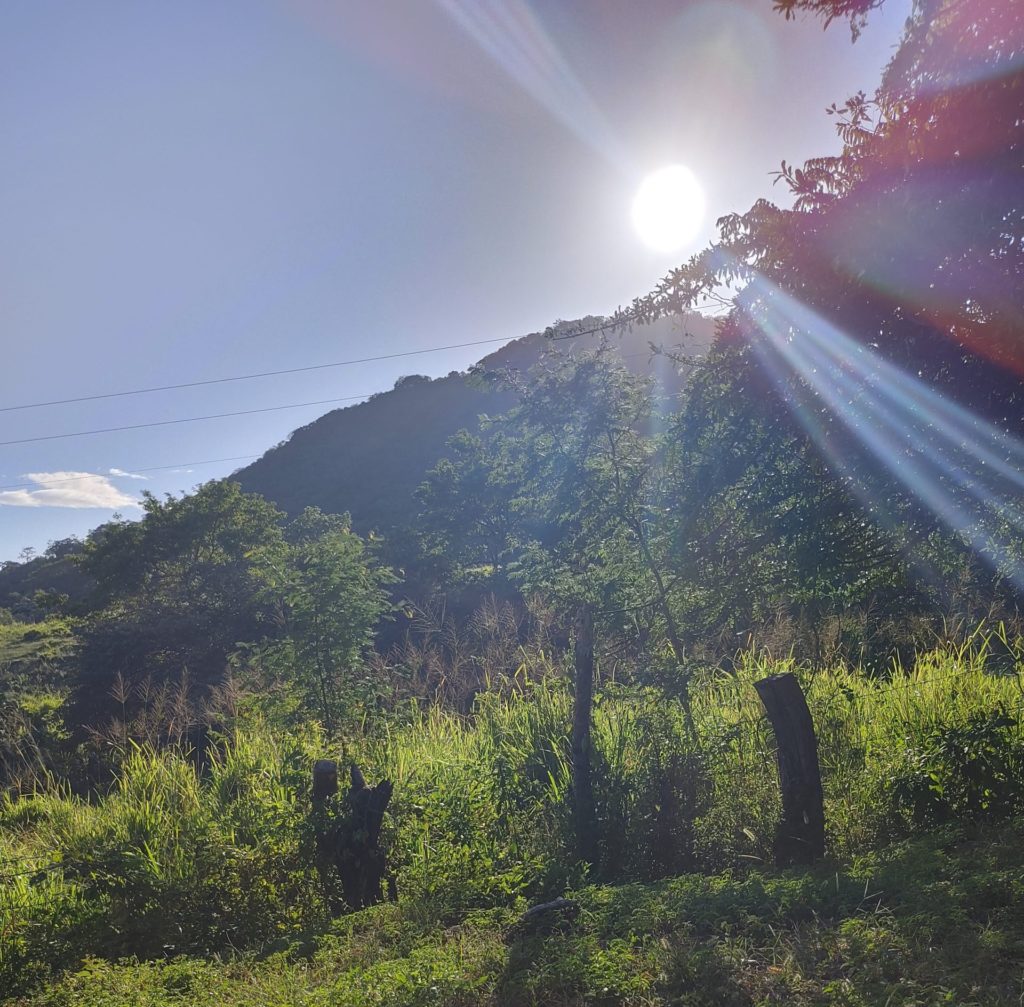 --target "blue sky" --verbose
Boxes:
[0,0,910,561]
